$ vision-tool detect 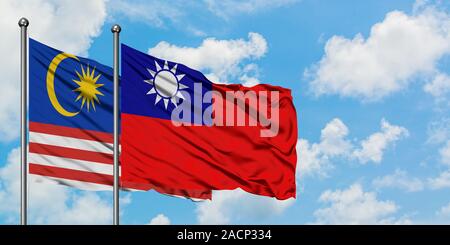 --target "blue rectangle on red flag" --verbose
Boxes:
[121,44,213,125]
